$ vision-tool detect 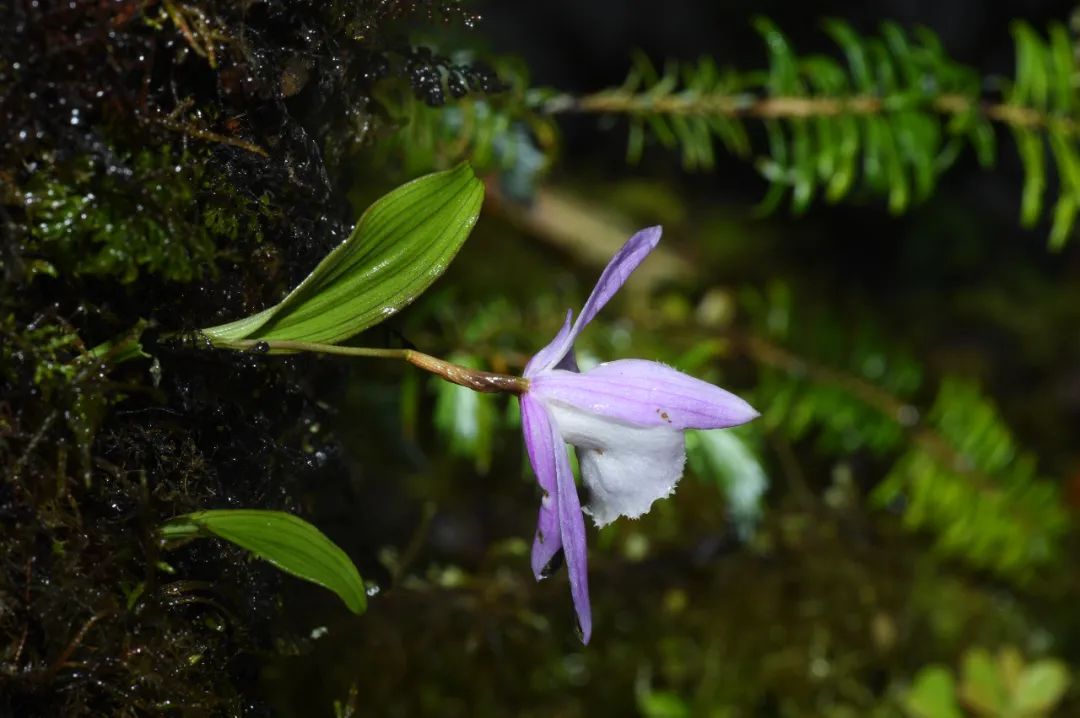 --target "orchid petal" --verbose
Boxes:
[521,395,563,579]
[532,359,759,430]
[524,309,574,378]
[549,409,593,643]
[527,227,662,374]
[573,226,662,334]
[547,402,686,528]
